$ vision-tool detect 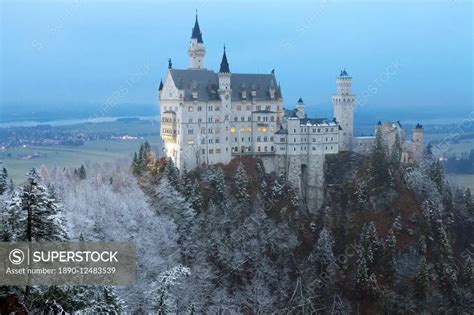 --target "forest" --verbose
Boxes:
[0,130,473,314]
